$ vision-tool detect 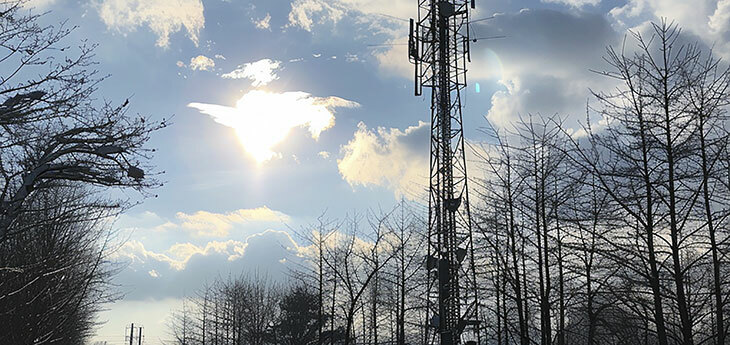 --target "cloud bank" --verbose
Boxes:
[174,207,290,237]
[611,0,730,58]
[111,229,301,300]
[469,9,620,128]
